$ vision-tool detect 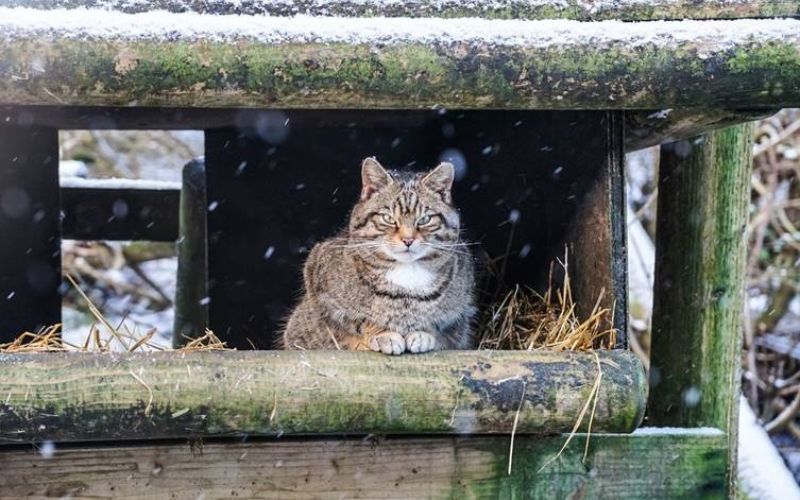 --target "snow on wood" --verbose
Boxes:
[0,8,798,108]
[0,7,798,47]
[4,0,799,20]
[60,176,181,191]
